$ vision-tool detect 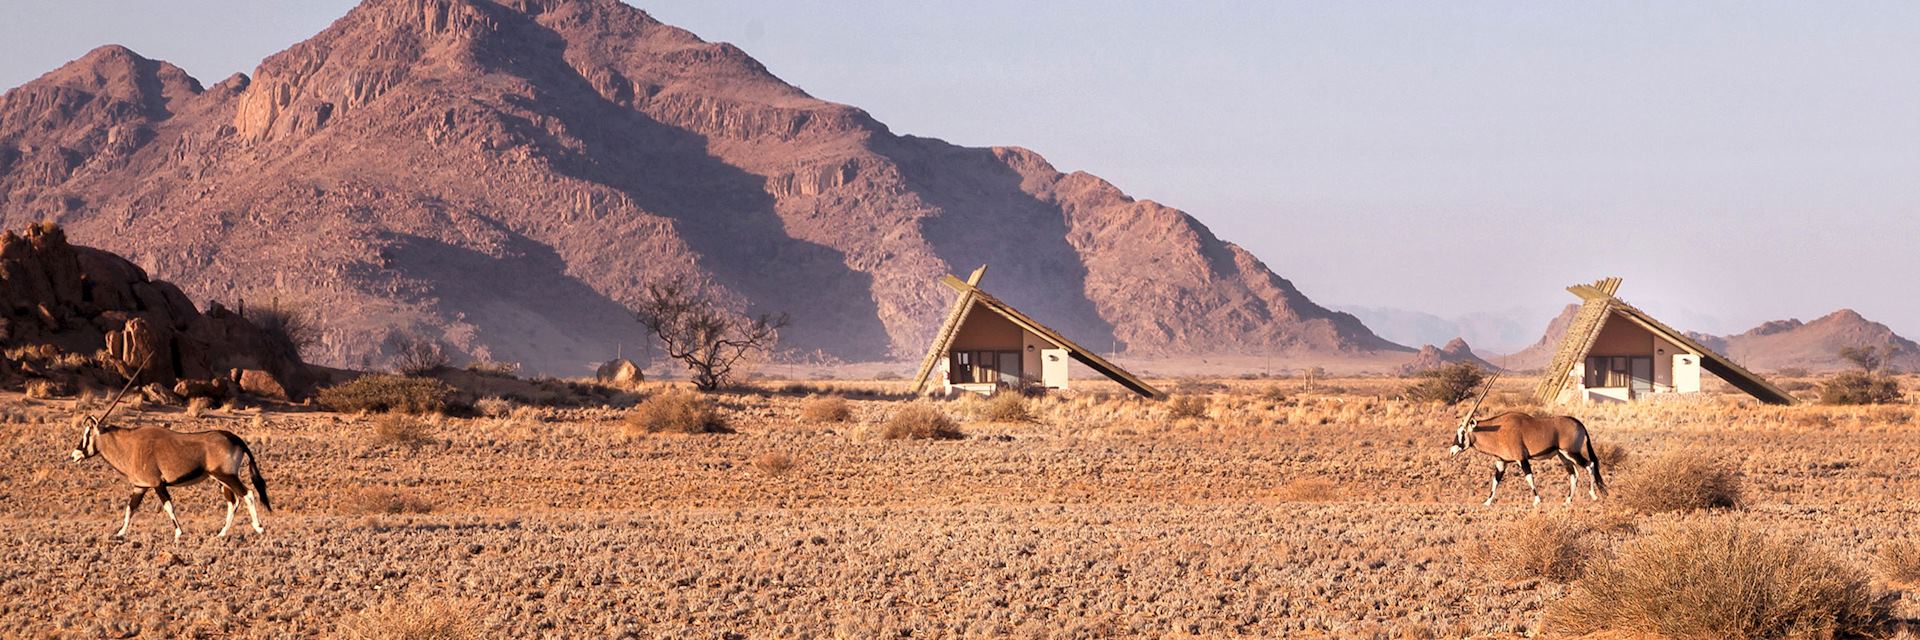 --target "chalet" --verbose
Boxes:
[912,266,1163,399]
[1535,277,1795,405]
